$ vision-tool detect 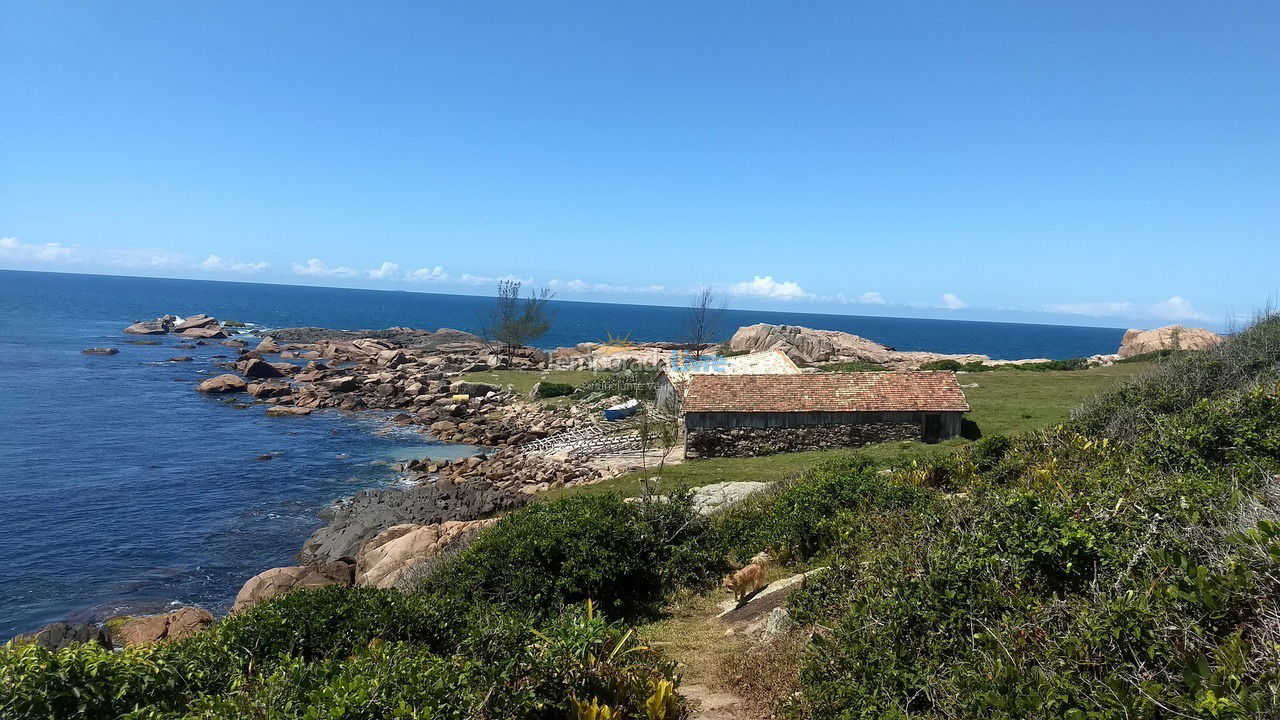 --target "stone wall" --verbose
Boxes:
[686,422,922,458]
